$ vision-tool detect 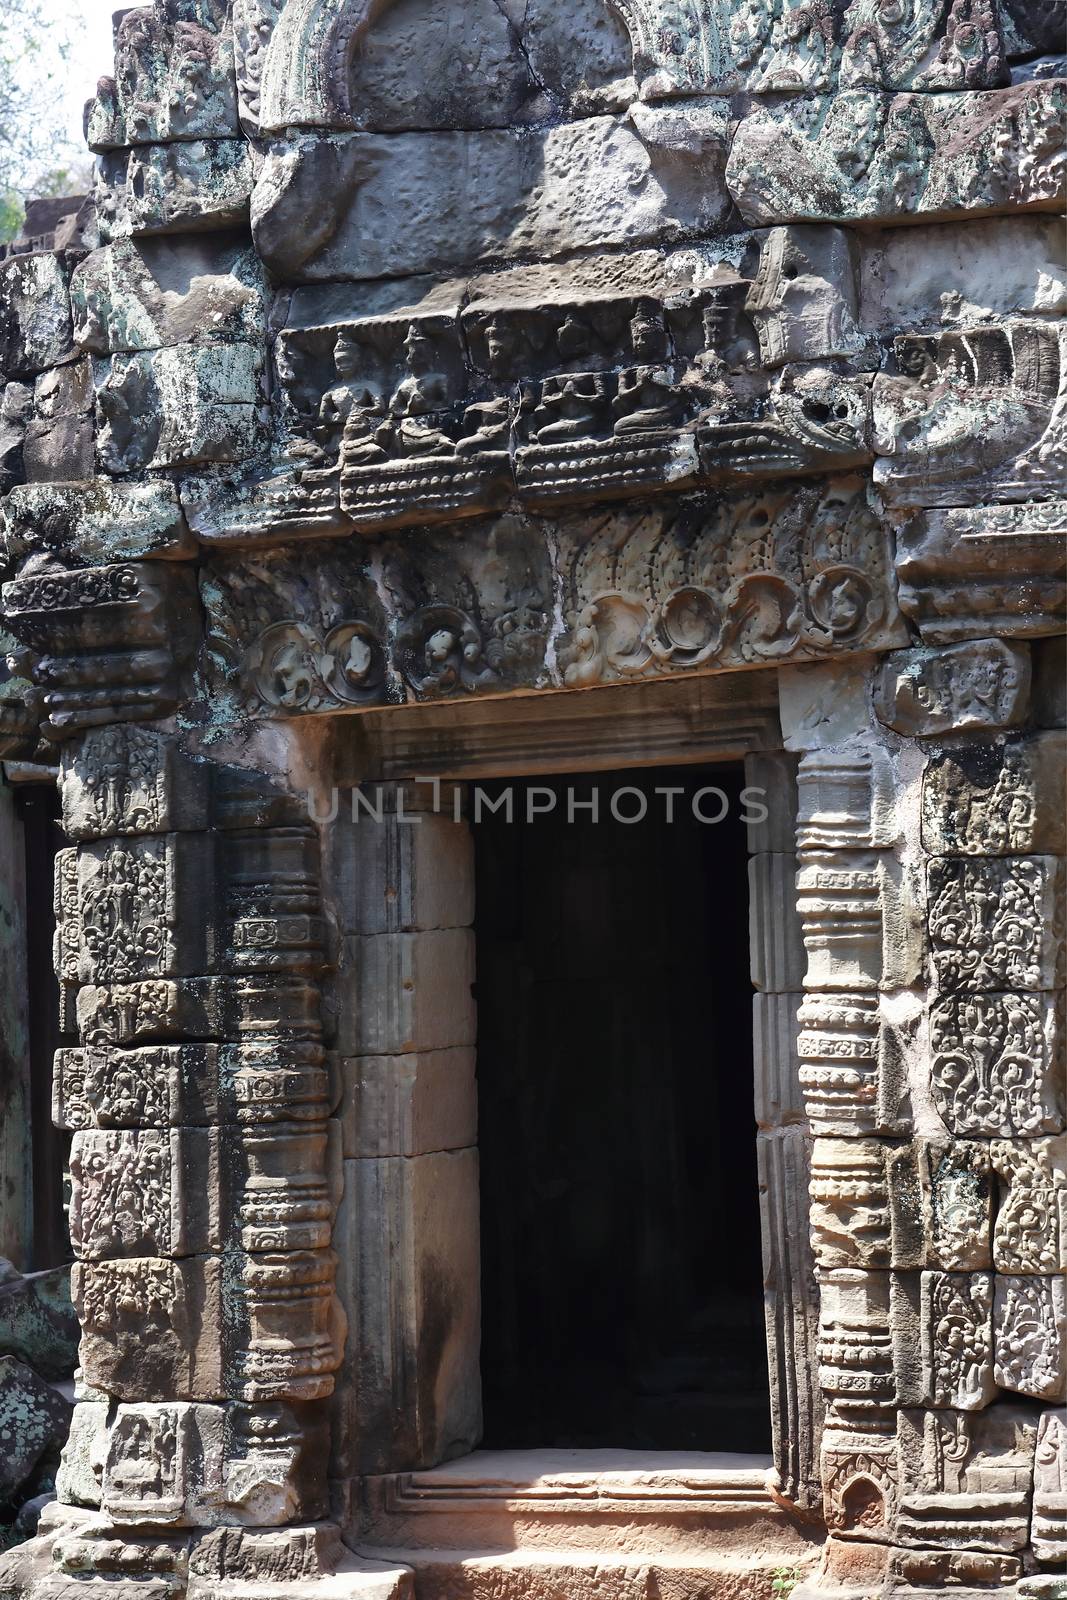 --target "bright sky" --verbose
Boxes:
[45,0,118,165]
